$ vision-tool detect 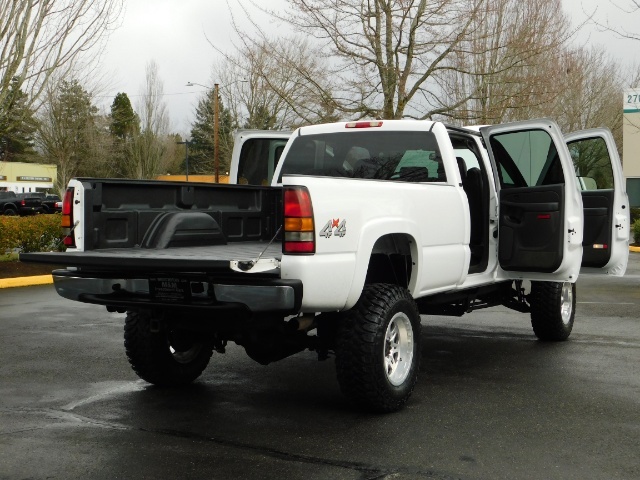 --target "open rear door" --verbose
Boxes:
[565,128,629,276]
[480,119,583,282]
